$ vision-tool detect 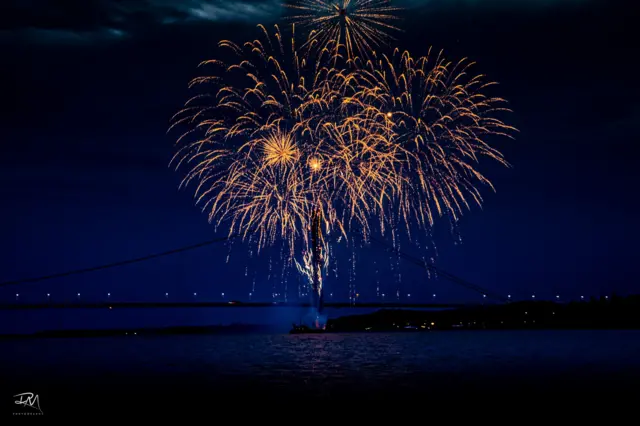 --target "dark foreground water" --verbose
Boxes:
[2,330,640,417]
